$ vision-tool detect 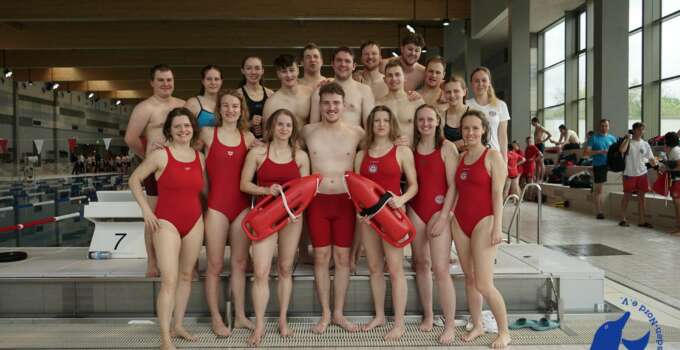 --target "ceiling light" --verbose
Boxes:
[391,51,399,57]
[442,18,451,27]
[406,24,416,33]
[3,68,12,78]
[115,100,122,106]
[87,92,95,99]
